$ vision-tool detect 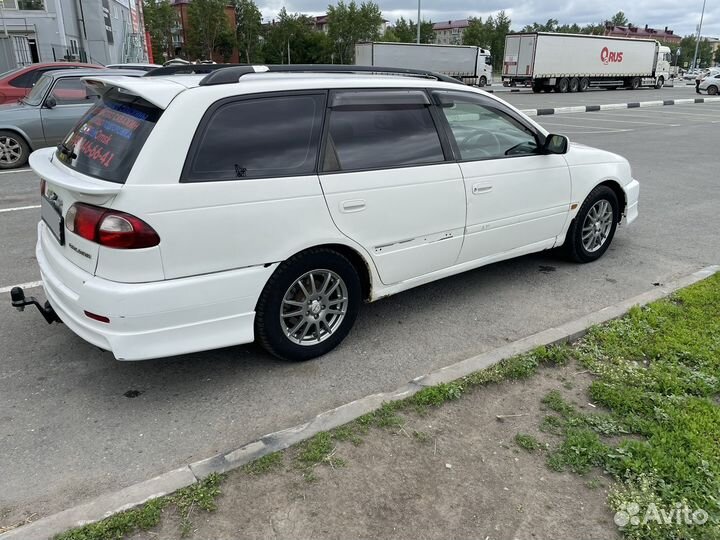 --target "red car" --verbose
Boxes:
[0,62,101,104]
